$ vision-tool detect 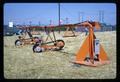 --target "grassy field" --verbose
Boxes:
[4,31,116,79]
